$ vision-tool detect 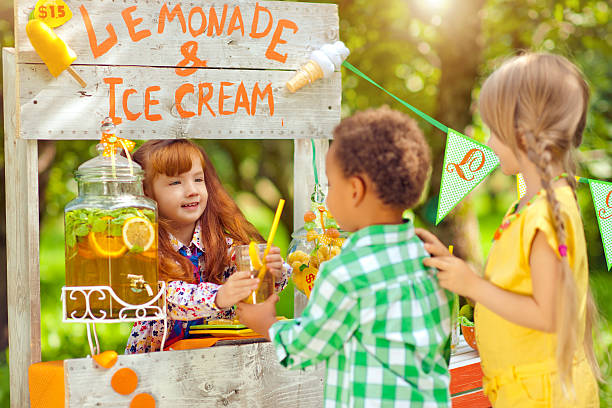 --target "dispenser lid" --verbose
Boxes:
[75,118,142,179]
